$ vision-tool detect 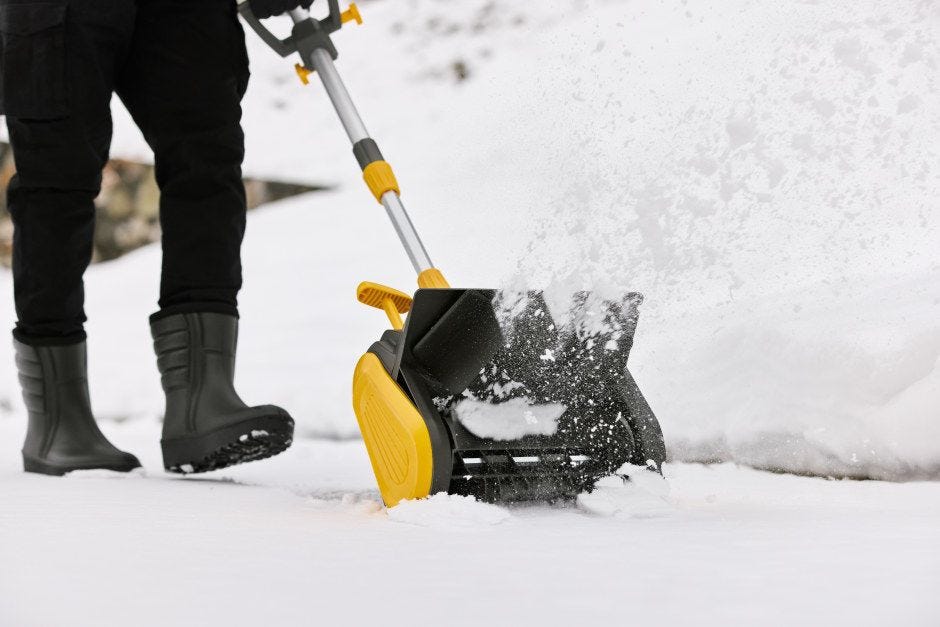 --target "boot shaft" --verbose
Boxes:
[151,312,248,439]
[16,340,92,454]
